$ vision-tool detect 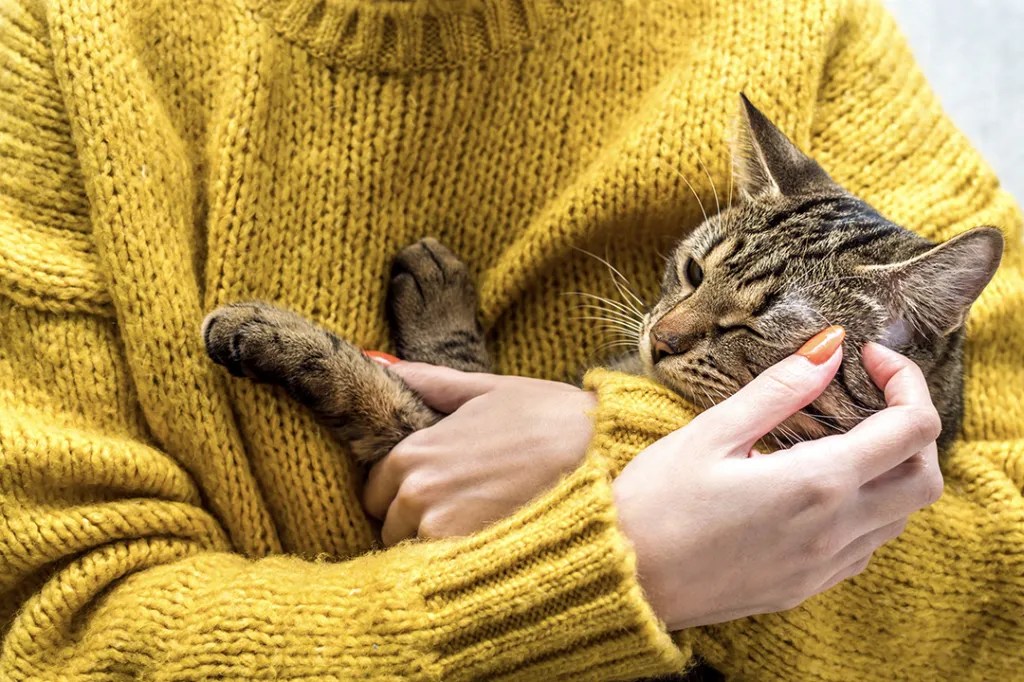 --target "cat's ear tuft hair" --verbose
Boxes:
[864,226,1004,342]
[732,94,837,200]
